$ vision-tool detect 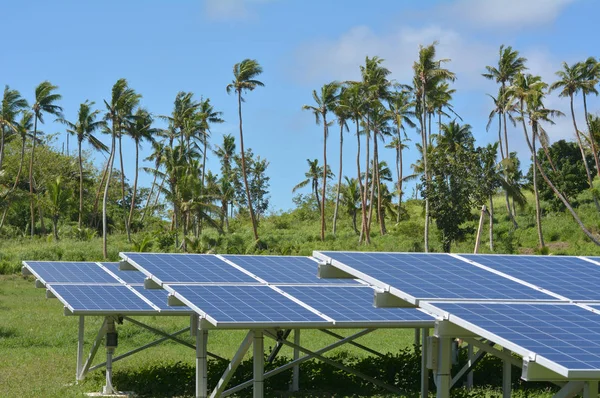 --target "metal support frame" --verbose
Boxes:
[266,329,291,363]
[103,317,116,395]
[435,337,452,398]
[77,316,85,381]
[584,381,598,398]
[319,329,384,357]
[79,318,108,380]
[414,328,421,348]
[466,343,474,389]
[196,324,209,398]
[450,340,492,388]
[210,331,254,398]
[291,329,300,392]
[253,330,264,398]
[221,329,375,397]
[421,328,429,398]
[503,348,512,398]
[553,381,585,398]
